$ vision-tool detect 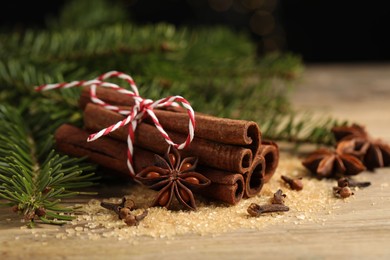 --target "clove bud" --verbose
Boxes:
[271,189,287,205]
[100,196,136,215]
[247,203,289,217]
[101,196,147,226]
[333,186,354,198]
[124,210,148,226]
[281,175,303,191]
[119,207,132,220]
[337,177,371,188]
